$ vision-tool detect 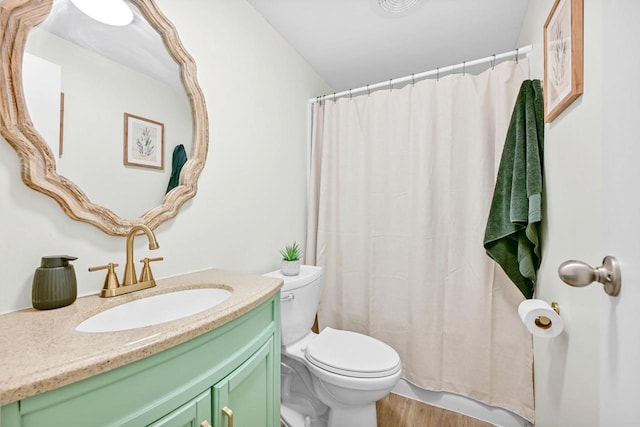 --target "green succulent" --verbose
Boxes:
[280,242,302,261]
